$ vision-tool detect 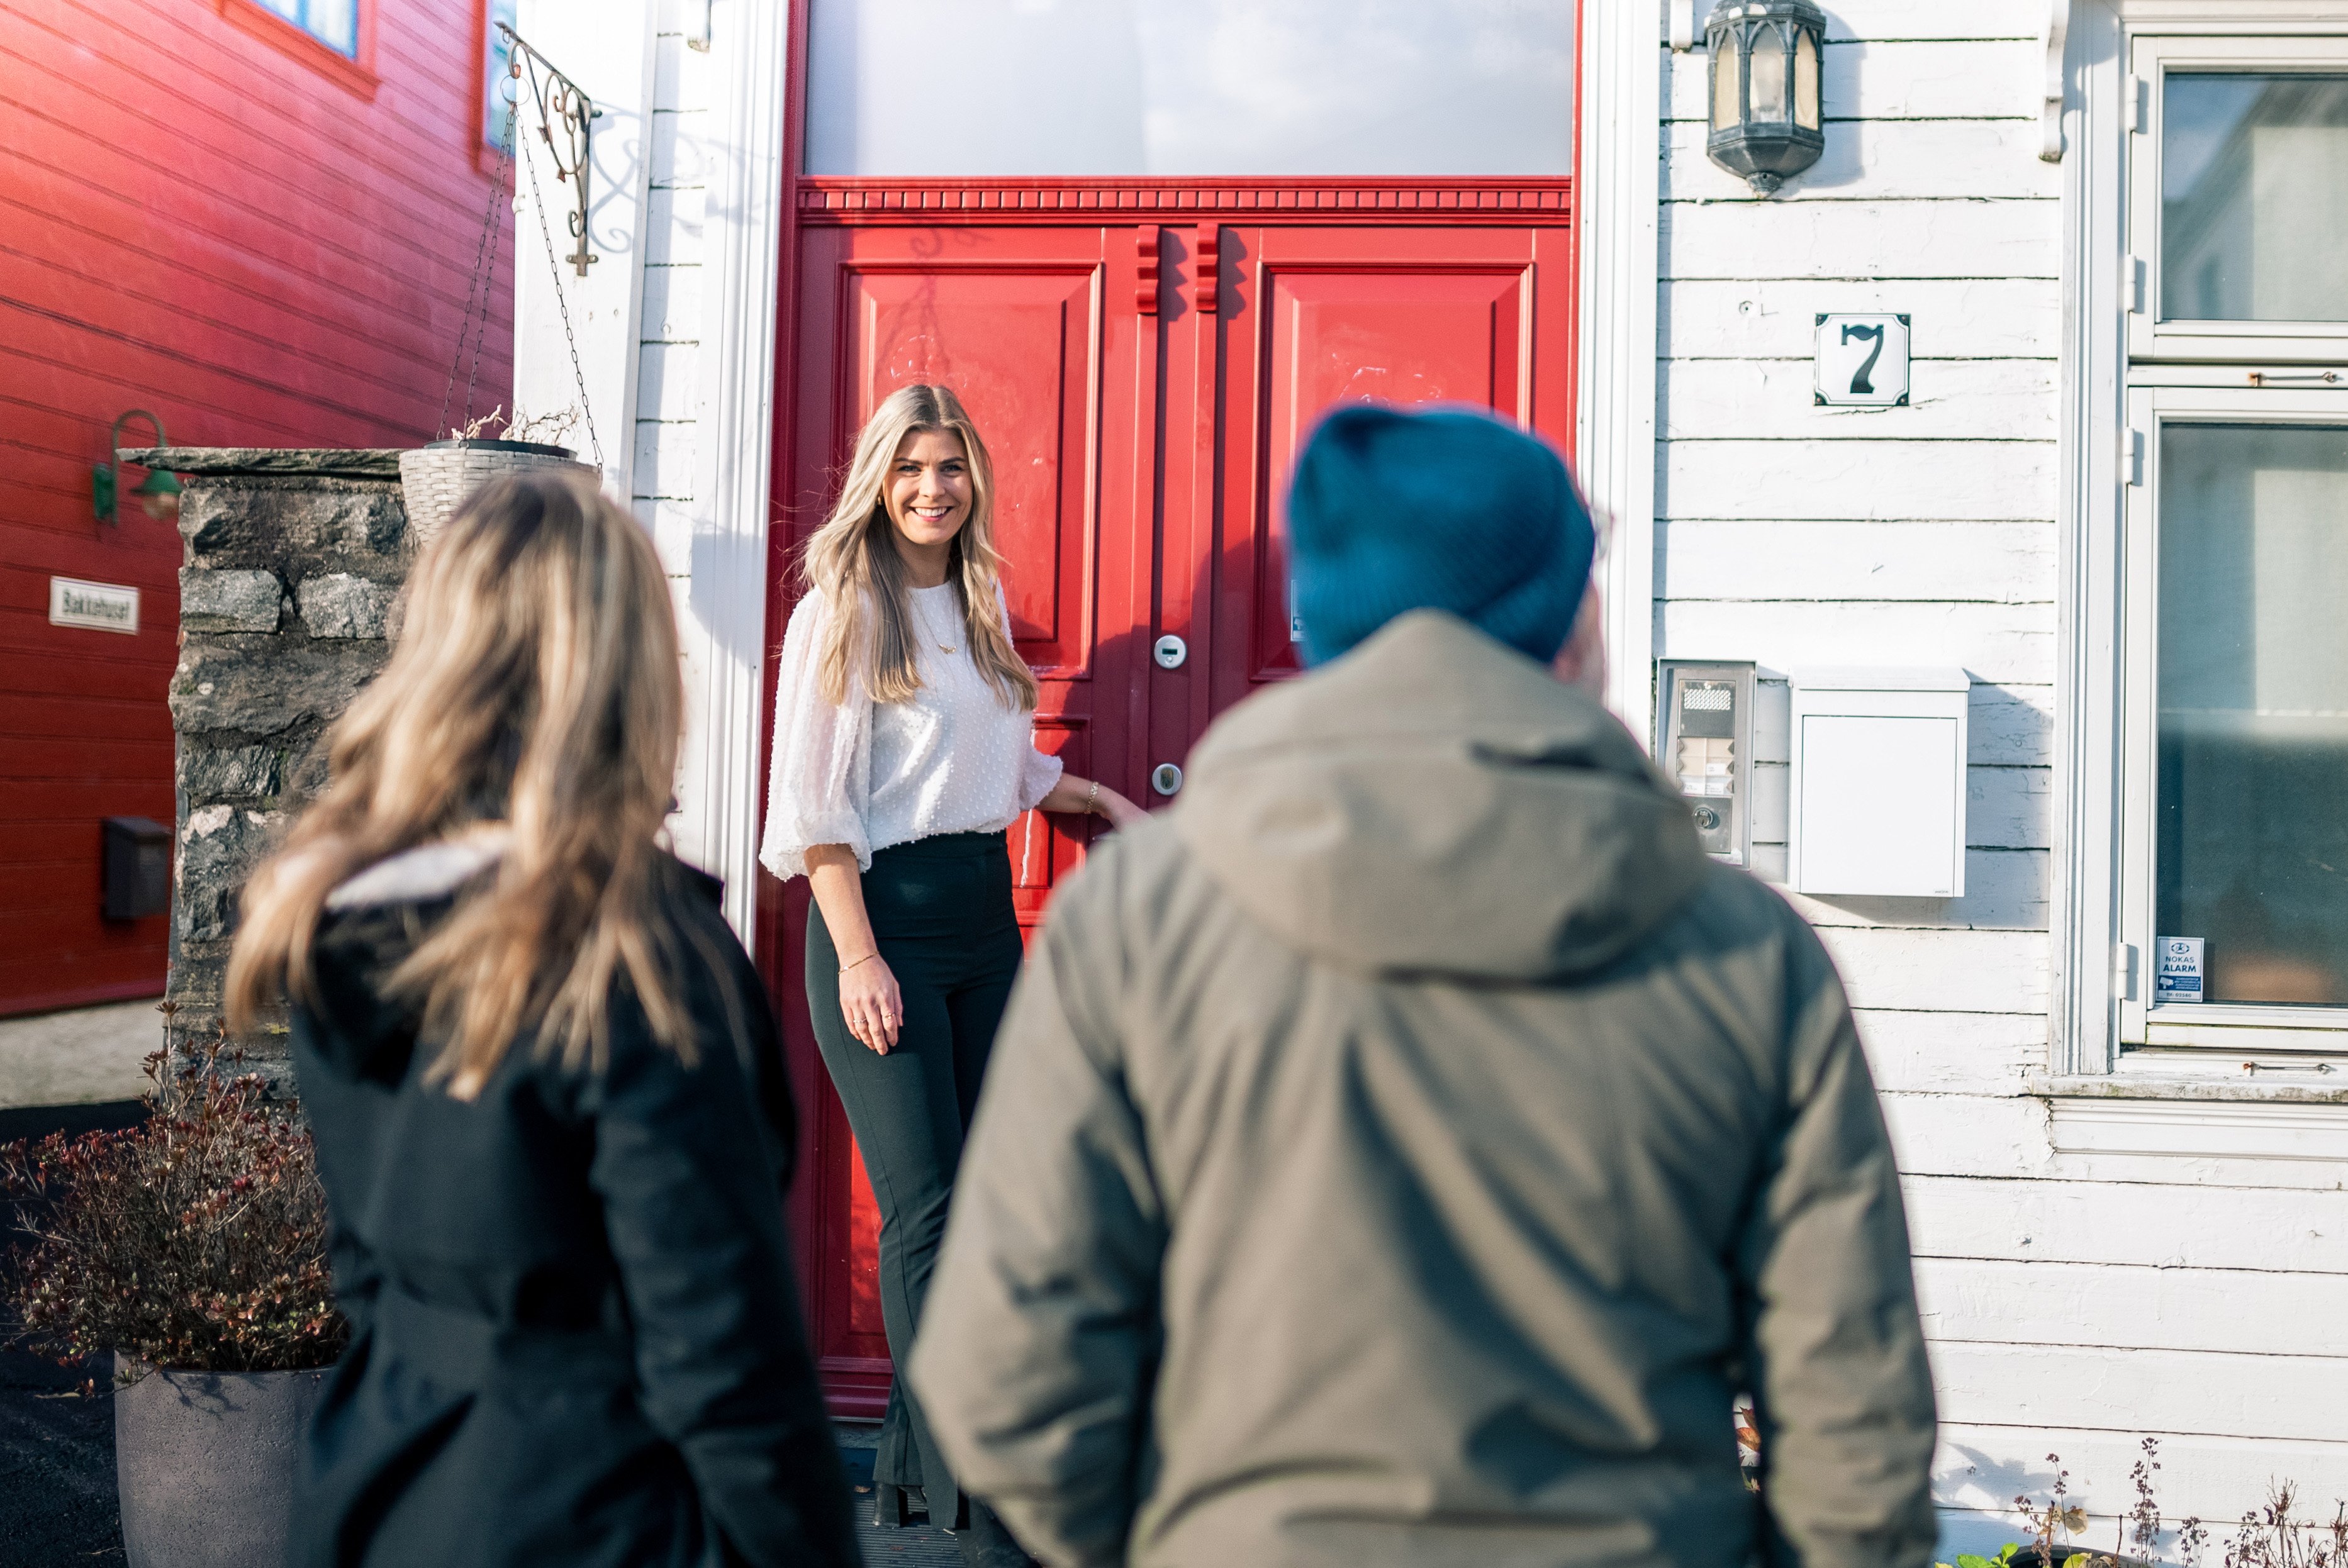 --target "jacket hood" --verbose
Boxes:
[1173,611,1708,981]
